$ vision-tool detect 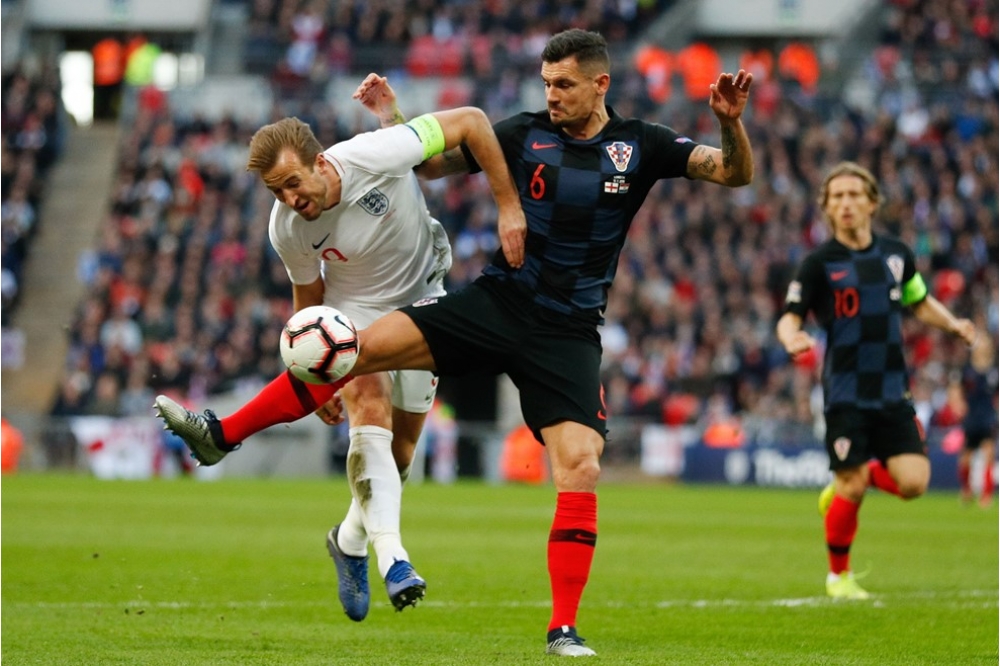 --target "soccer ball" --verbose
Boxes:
[279,306,359,384]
